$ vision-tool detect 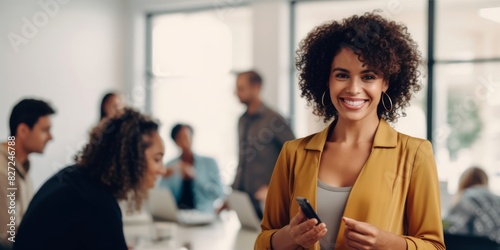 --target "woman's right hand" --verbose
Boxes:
[286,208,328,248]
